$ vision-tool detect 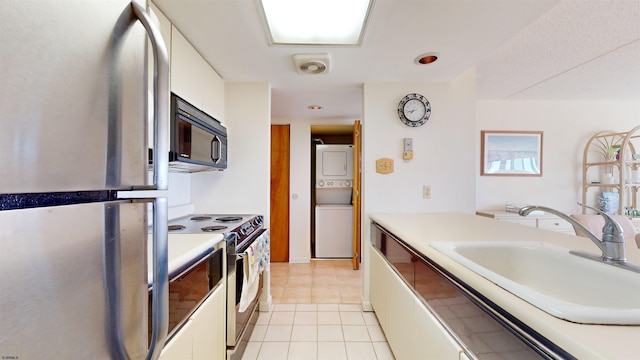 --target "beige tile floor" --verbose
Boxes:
[241,260,395,360]
[270,259,363,304]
